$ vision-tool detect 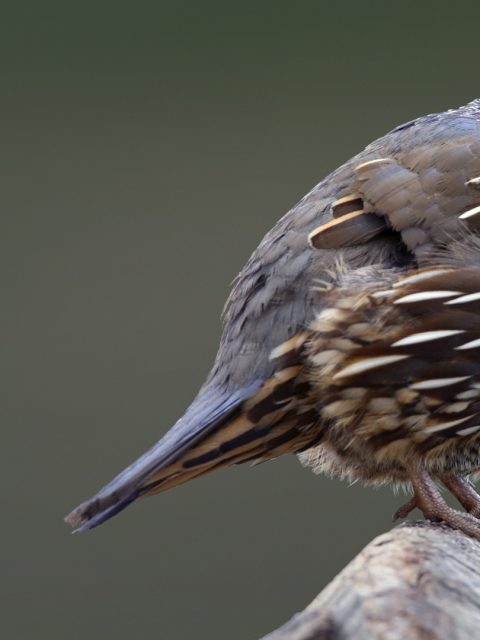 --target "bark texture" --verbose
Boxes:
[262,522,480,640]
